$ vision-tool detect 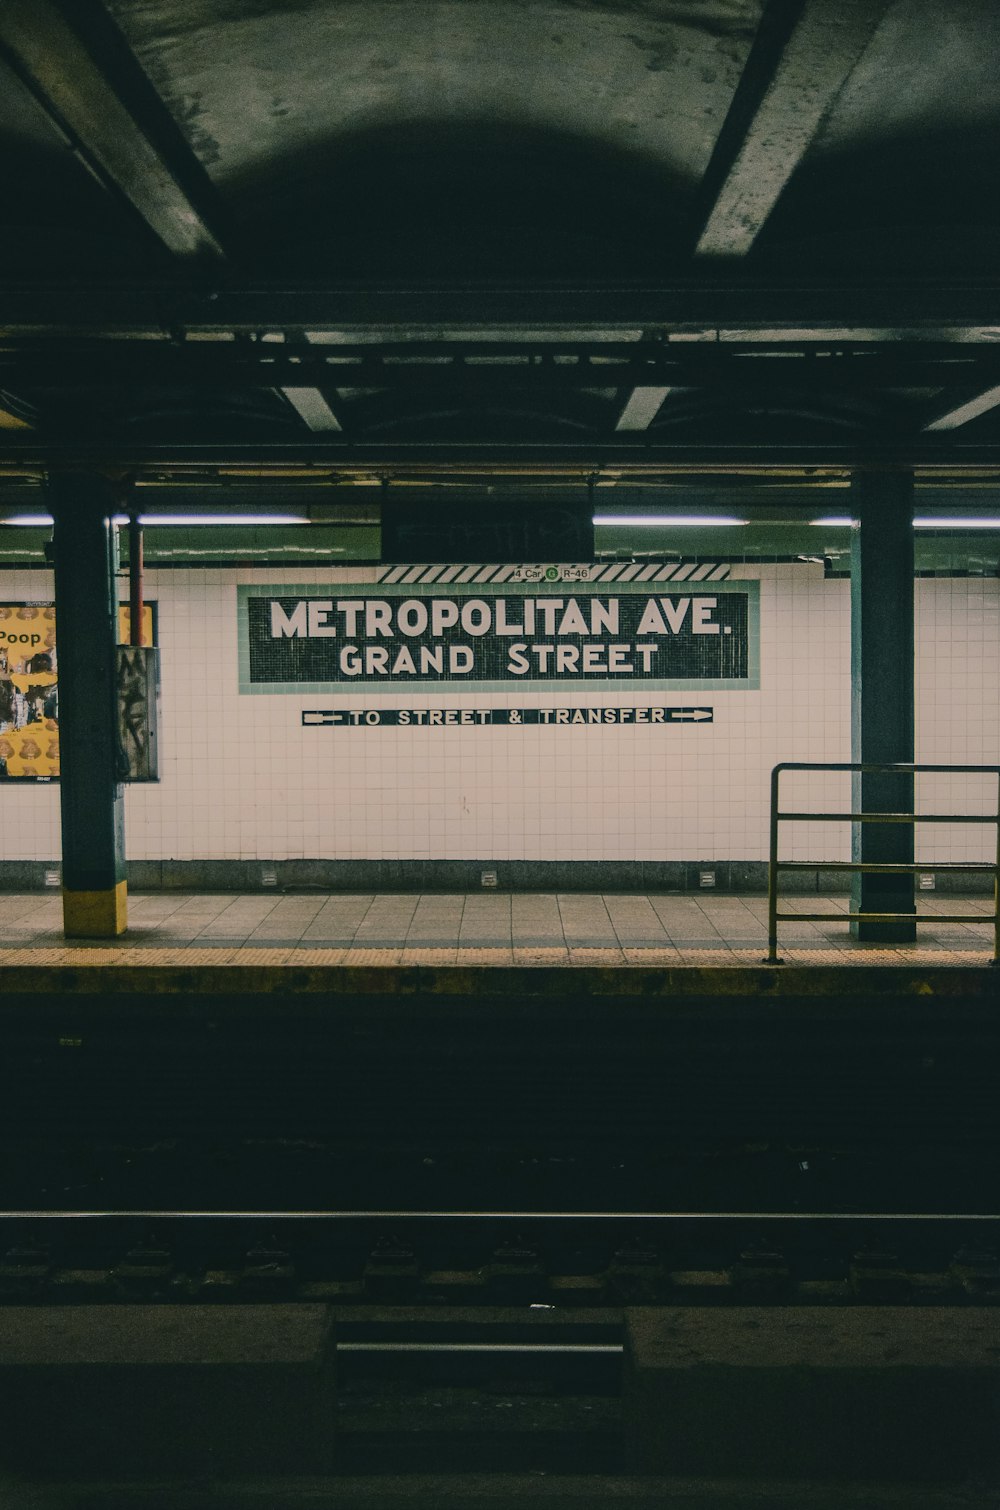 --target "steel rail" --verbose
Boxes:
[765,761,1000,965]
[0,1210,995,1222]
[339,1343,623,1354]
